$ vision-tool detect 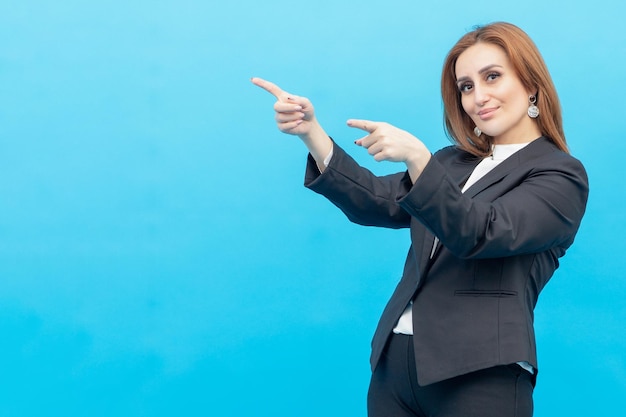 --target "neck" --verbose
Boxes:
[493,133,542,146]
[492,120,542,145]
